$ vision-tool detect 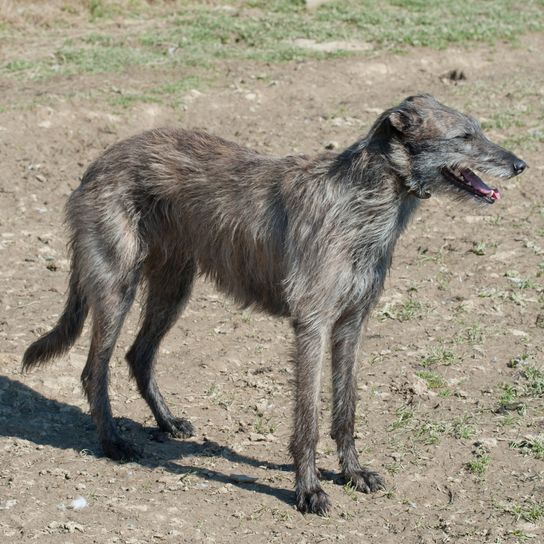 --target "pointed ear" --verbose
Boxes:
[389,109,423,134]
